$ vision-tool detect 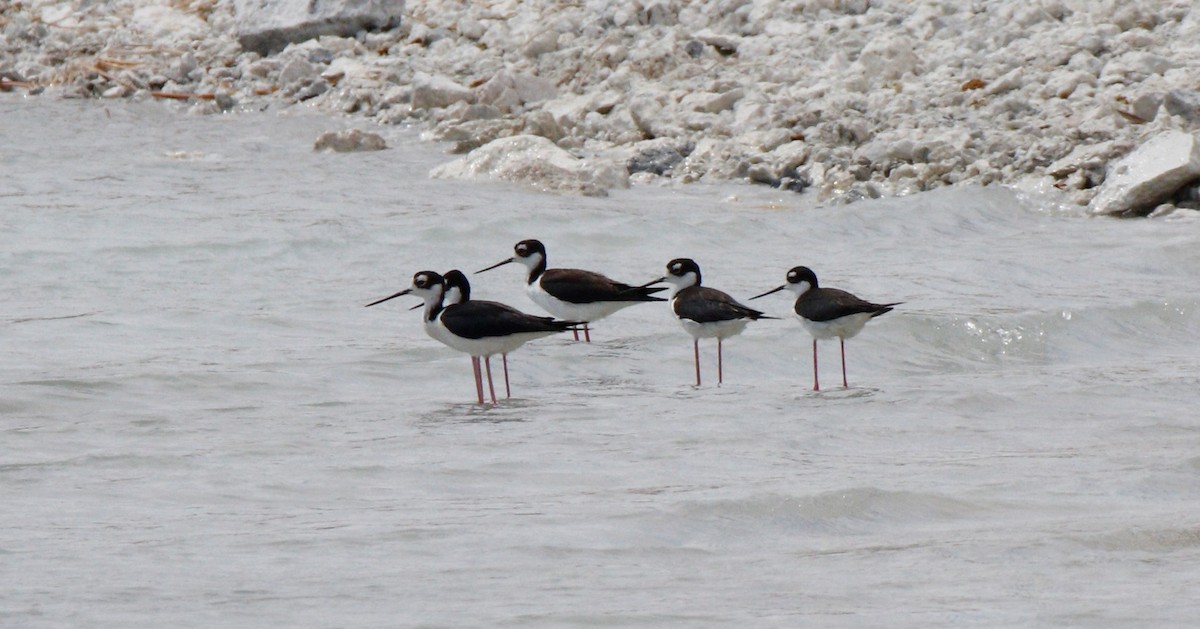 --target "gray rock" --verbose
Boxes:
[626,139,694,176]
[1089,131,1200,217]
[1164,90,1200,124]
[314,128,387,152]
[475,71,557,113]
[307,48,335,65]
[411,72,472,111]
[294,80,328,101]
[430,118,524,154]
[214,93,237,111]
[522,110,564,144]
[1176,182,1200,205]
[234,0,405,56]
[1131,93,1161,122]
[278,56,317,85]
